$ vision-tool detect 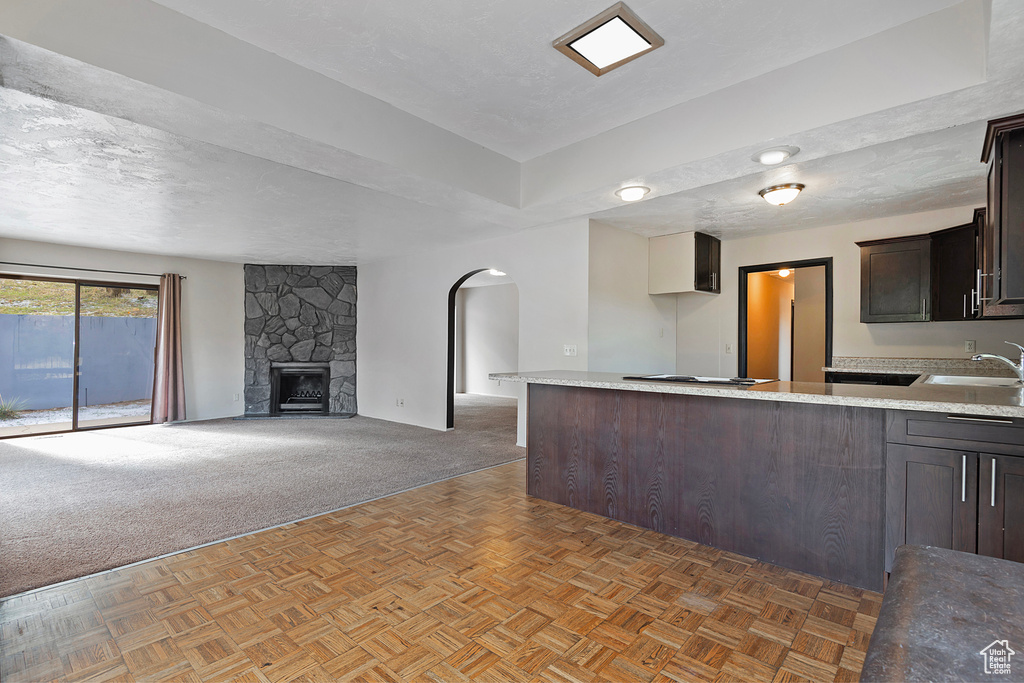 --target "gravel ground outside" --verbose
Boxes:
[1,400,151,426]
